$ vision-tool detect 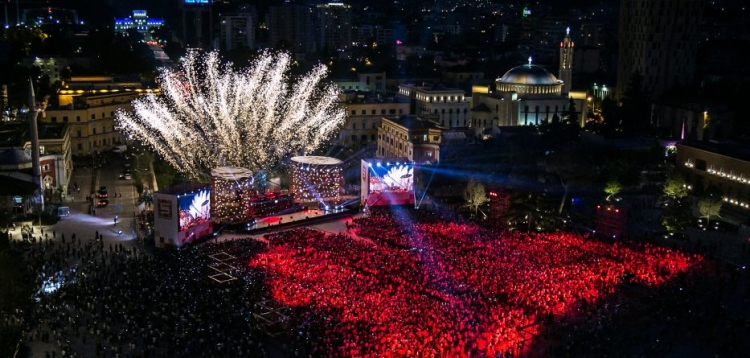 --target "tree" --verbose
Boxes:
[600,96,620,134]
[662,201,693,232]
[566,98,579,126]
[697,186,723,226]
[604,180,622,201]
[463,179,488,216]
[663,174,689,201]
